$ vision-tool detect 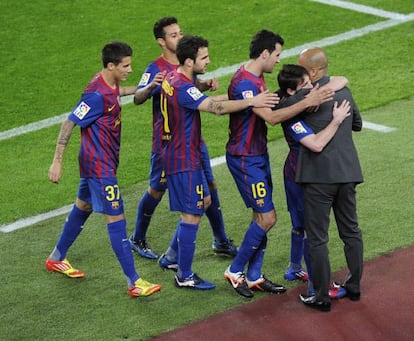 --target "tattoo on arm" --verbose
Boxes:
[55,120,75,161]
[207,99,215,113]
[58,120,74,145]
[208,99,225,114]
[215,102,225,114]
